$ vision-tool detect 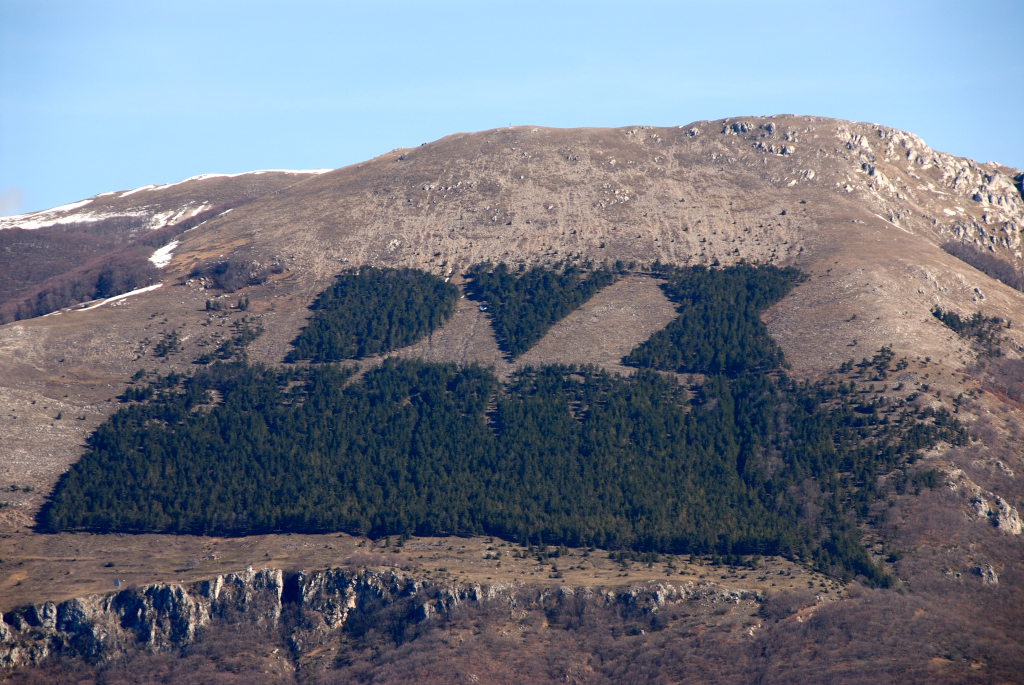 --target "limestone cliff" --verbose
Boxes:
[0,566,759,669]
